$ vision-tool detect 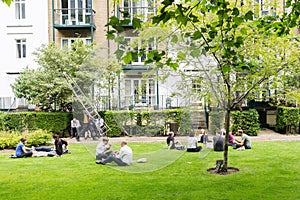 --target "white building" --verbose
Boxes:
[0,0,49,109]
